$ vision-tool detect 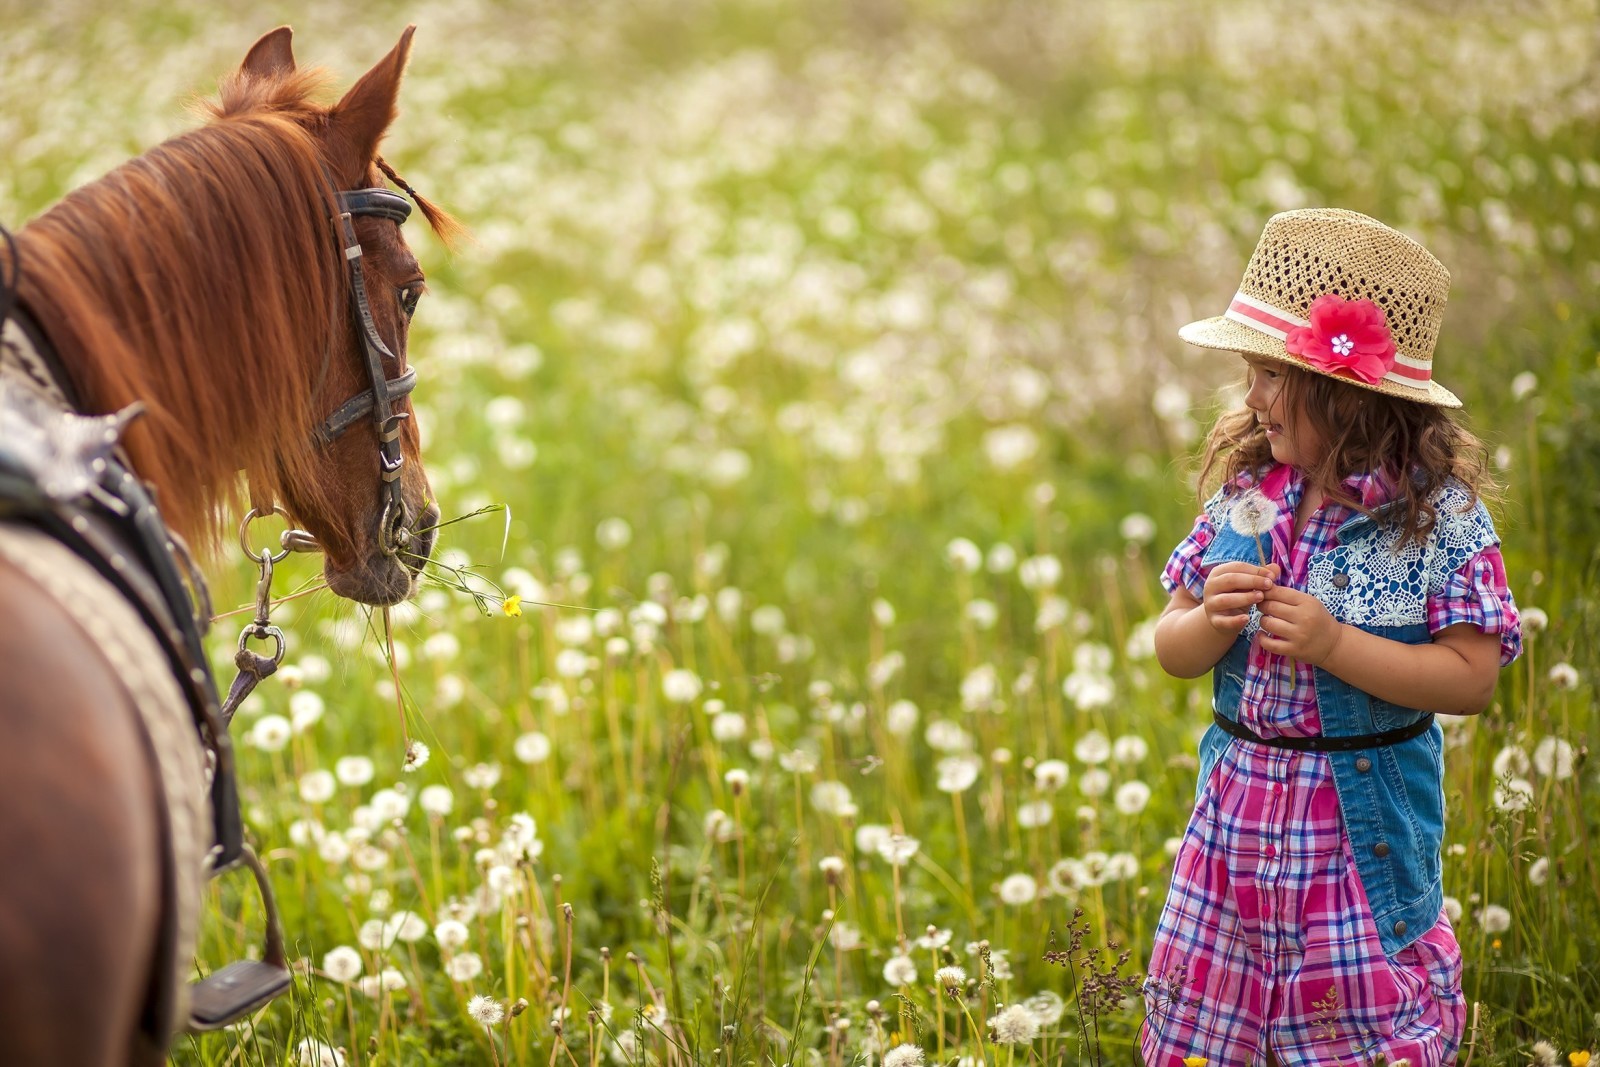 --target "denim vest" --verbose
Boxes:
[1195,476,1499,955]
